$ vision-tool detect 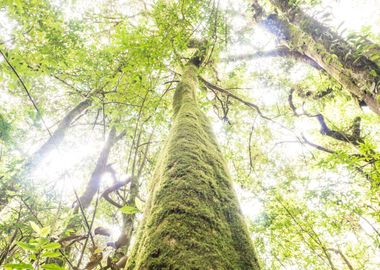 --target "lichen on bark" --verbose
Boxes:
[125,64,260,269]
